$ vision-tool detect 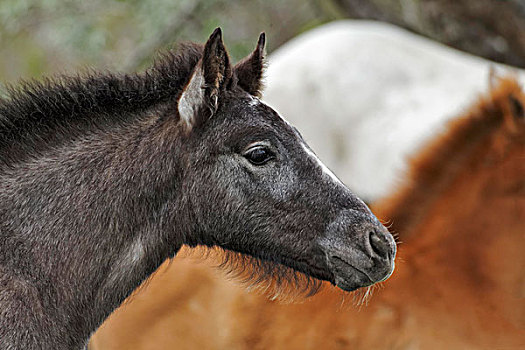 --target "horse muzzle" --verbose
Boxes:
[319,211,396,292]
